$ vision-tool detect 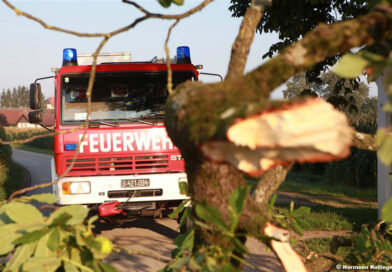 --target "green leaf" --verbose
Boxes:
[174,228,194,252]
[63,261,80,272]
[34,232,54,257]
[29,194,58,204]
[5,242,36,272]
[292,206,311,217]
[268,194,277,209]
[289,220,303,236]
[232,236,247,253]
[376,128,388,147]
[378,135,392,165]
[63,258,94,272]
[195,204,228,231]
[23,257,61,272]
[88,215,98,227]
[4,201,44,224]
[179,182,188,196]
[50,212,72,226]
[99,263,118,272]
[382,197,392,223]
[48,205,88,225]
[158,0,171,8]
[295,217,311,230]
[333,53,369,78]
[14,229,48,245]
[47,228,60,251]
[0,224,21,255]
[383,101,392,113]
[69,248,82,264]
[0,204,13,225]
[229,186,248,214]
[169,200,187,219]
[172,0,184,5]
